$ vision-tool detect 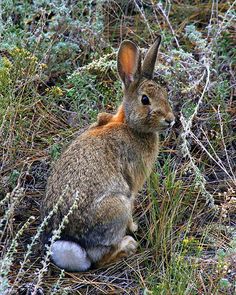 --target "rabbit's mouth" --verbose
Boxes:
[157,120,175,131]
[159,118,175,128]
